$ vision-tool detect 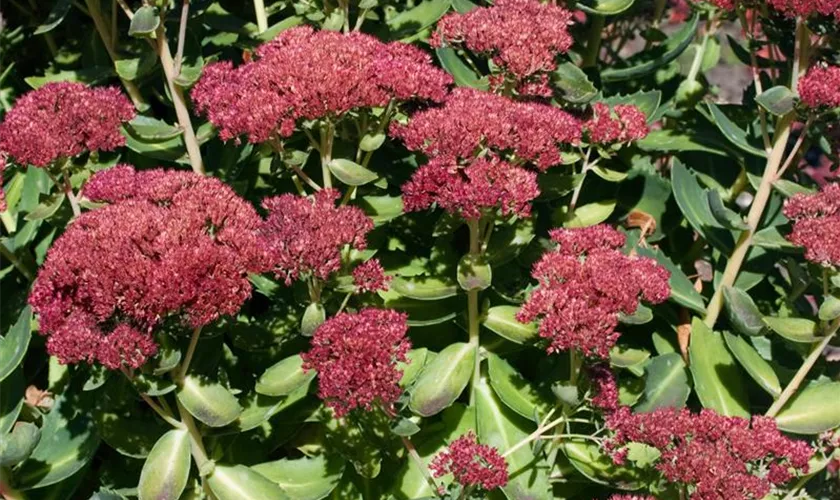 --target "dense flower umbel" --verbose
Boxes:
[517,225,670,357]
[587,364,620,413]
[402,156,540,220]
[261,189,374,285]
[605,407,813,500]
[430,432,509,491]
[391,88,582,171]
[352,258,391,293]
[191,26,451,143]
[766,0,840,18]
[798,65,840,109]
[783,183,840,265]
[301,308,410,417]
[585,103,650,145]
[0,82,134,167]
[28,166,265,369]
[431,0,573,95]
